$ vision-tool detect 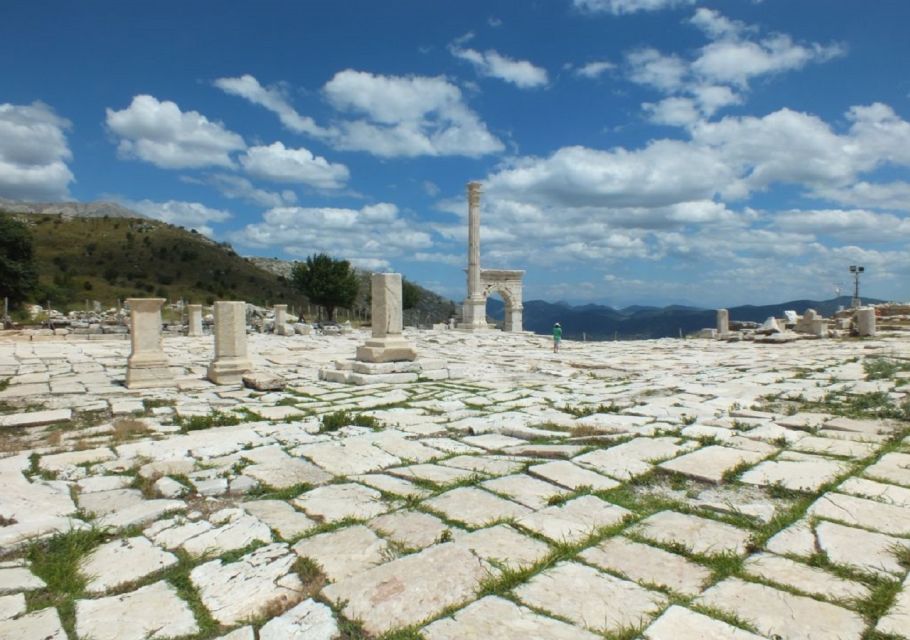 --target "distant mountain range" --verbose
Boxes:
[487,296,886,340]
[0,198,146,220]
